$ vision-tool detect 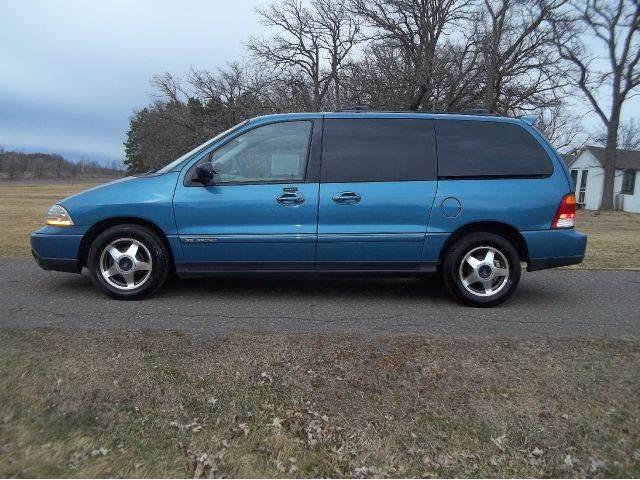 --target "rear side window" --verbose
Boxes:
[436,120,553,178]
[321,119,436,182]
